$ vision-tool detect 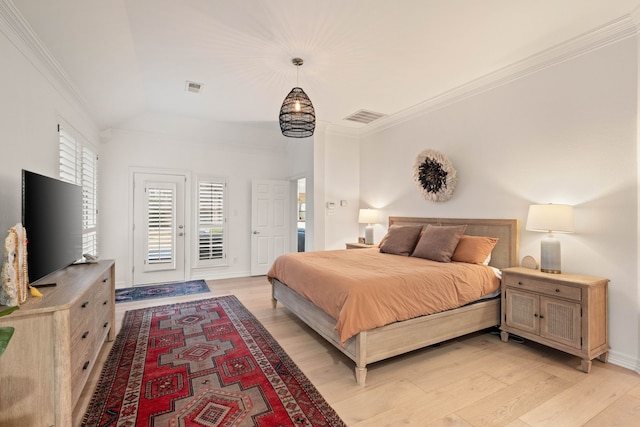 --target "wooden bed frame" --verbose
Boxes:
[271,217,520,385]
